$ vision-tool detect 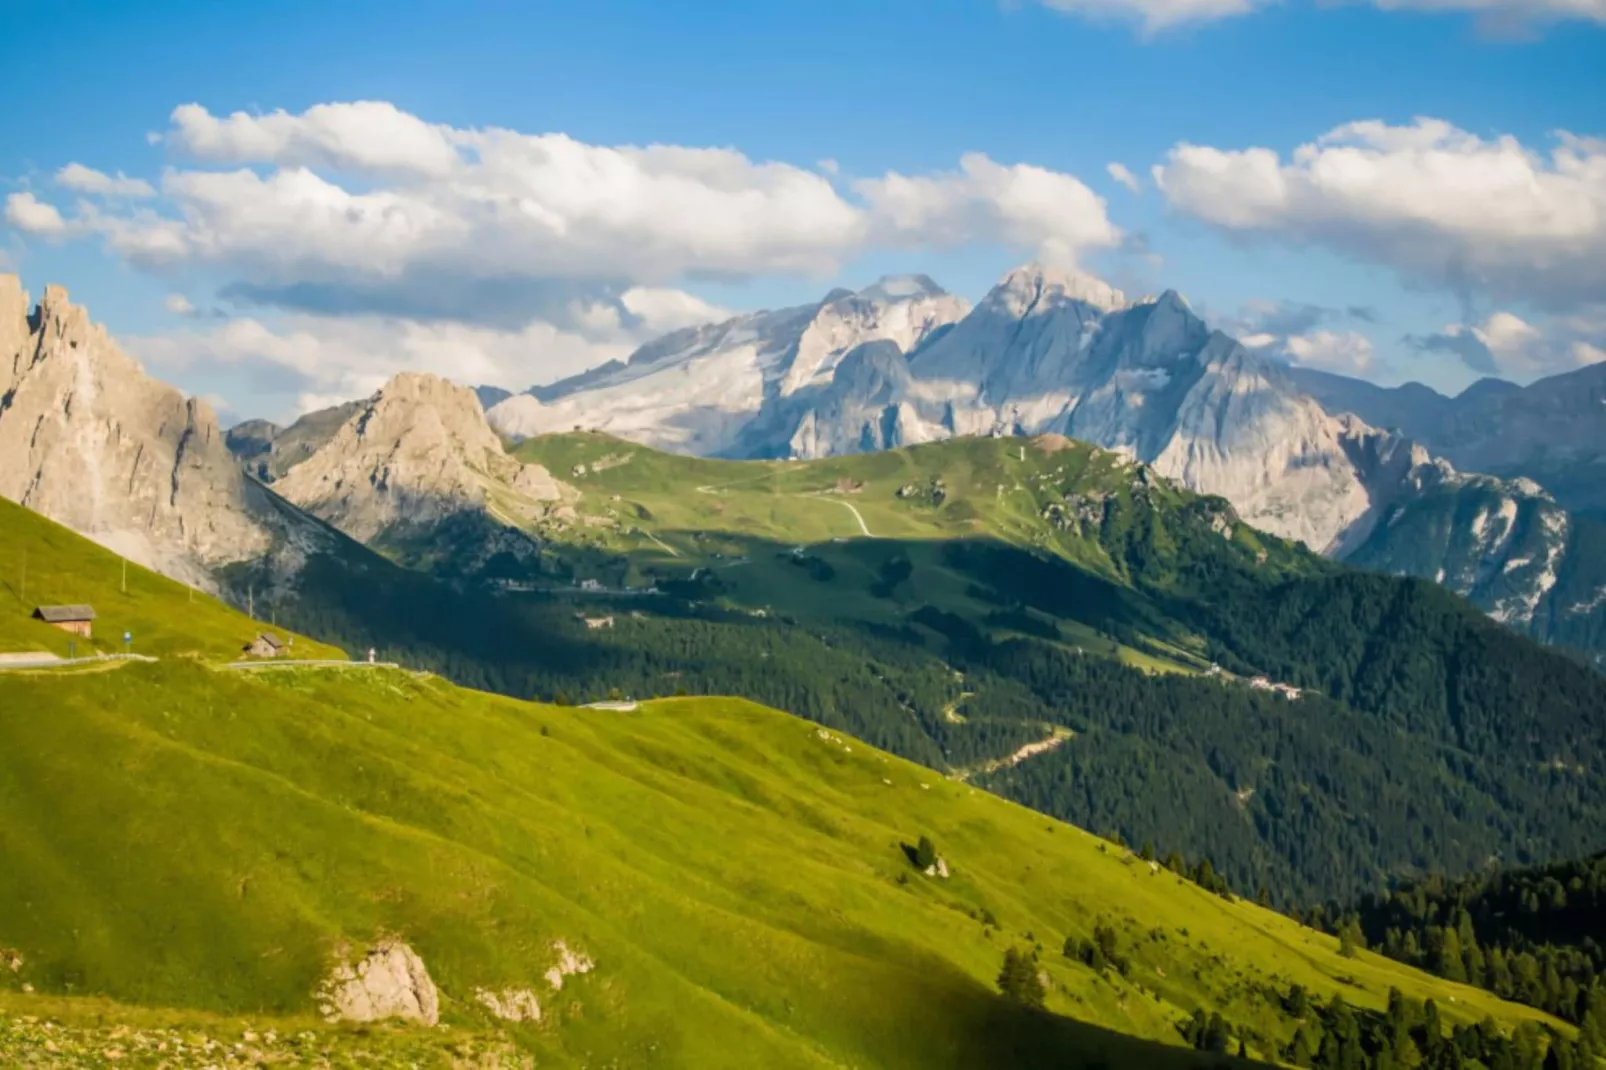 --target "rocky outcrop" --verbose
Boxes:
[475,987,542,1022]
[486,276,969,455]
[543,940,594,991]
[0,276,288,587]
[273,373,571,576]
[318,941,439,1026]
